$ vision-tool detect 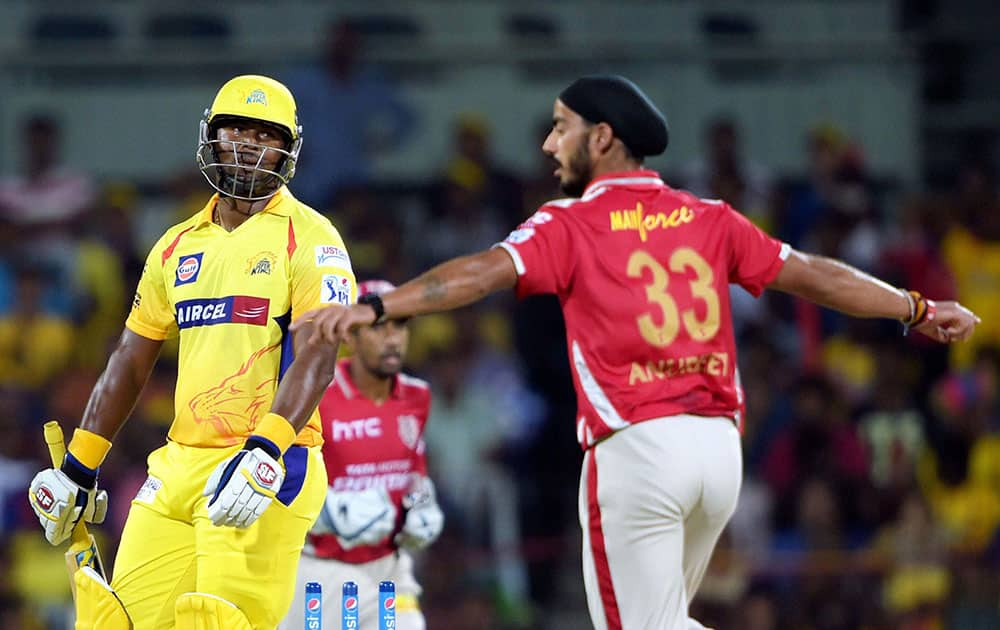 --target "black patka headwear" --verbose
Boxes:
[559,75,669,158]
